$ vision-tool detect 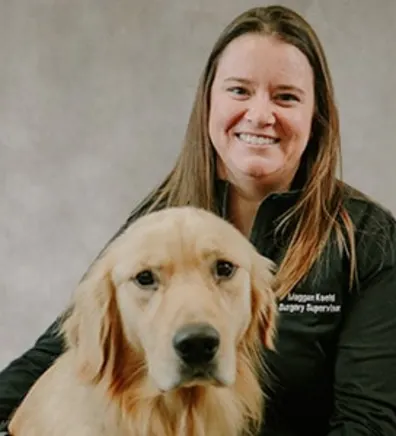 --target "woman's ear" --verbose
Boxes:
[62,262,114,383]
